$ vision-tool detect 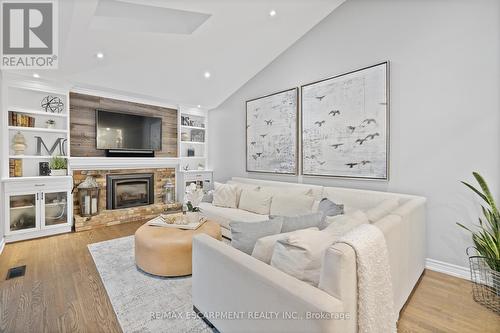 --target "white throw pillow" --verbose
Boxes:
[270,228,337,286]
[238,189,273,215]
[212,182,238,208]
[252,227,319,264]
[228,181,260,207]
[270,194,315,216]
[311,200,320,213]
[365,198,400,222]
[323,210,369,239]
